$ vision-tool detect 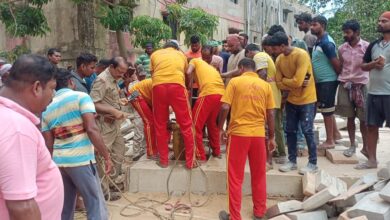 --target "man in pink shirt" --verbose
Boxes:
[0,55,64,220]
[337,20,369,158]
[201,45,223,73]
